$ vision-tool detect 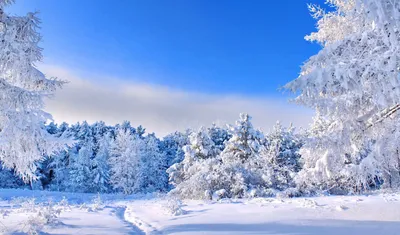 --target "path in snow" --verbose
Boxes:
[45,207,143,235]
